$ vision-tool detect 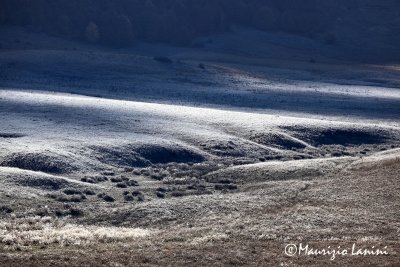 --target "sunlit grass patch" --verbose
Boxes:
[0,216,152,250]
